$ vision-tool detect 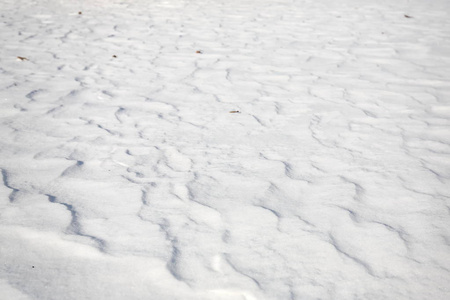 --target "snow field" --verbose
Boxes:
[1,0,450,299]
